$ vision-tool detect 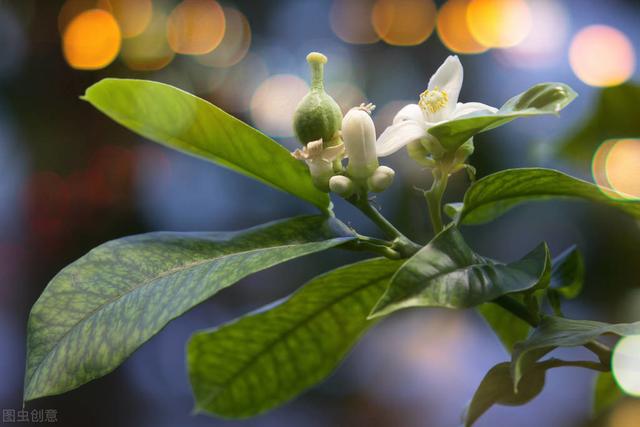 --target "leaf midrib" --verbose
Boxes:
[198,270,396,412]
[26,239,344,394]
